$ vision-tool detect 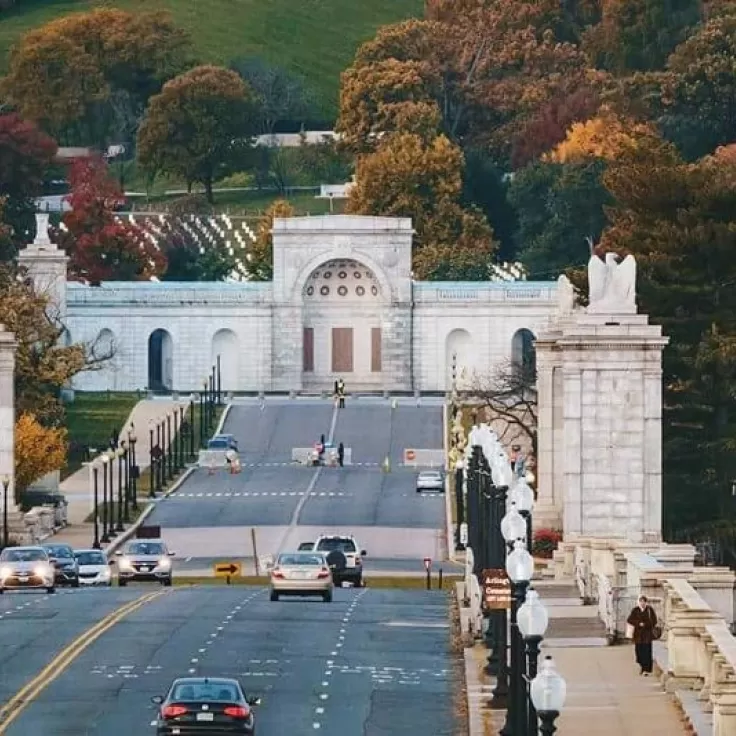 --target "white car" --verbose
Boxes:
[74,548,113,586]
[416,470,445,493]
[307,535,366,587]
[0,546,55,594]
